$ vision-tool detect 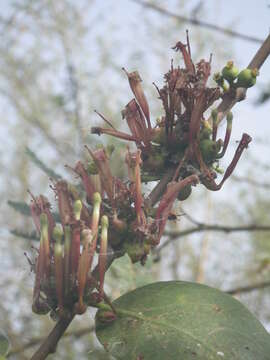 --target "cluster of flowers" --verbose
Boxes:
[29,35,253,318]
